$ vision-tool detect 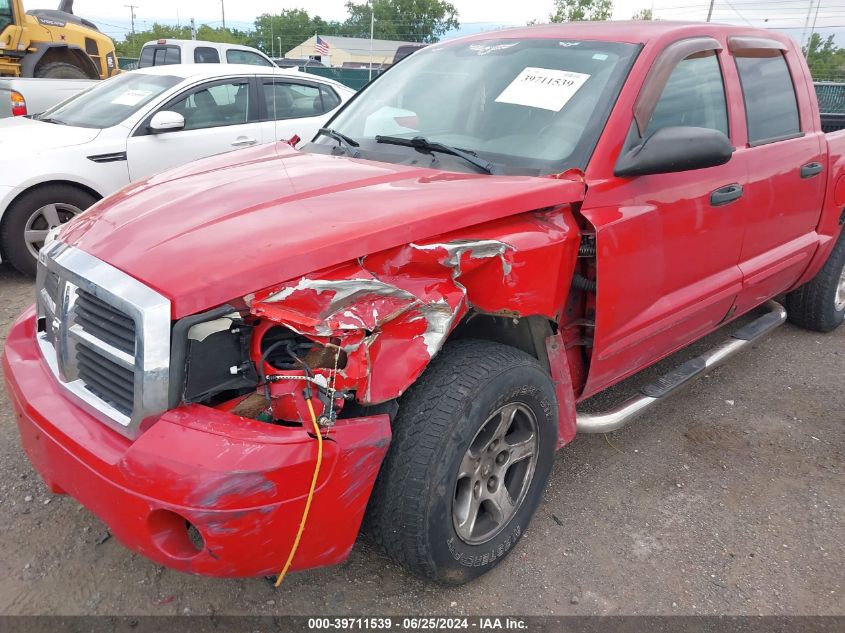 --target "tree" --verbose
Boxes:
[252,10,345,57]
[549,0,613,22]
[632,8,653,20]
[114,23,249,57]
[803,33,845,81]
[344,0,459,43]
